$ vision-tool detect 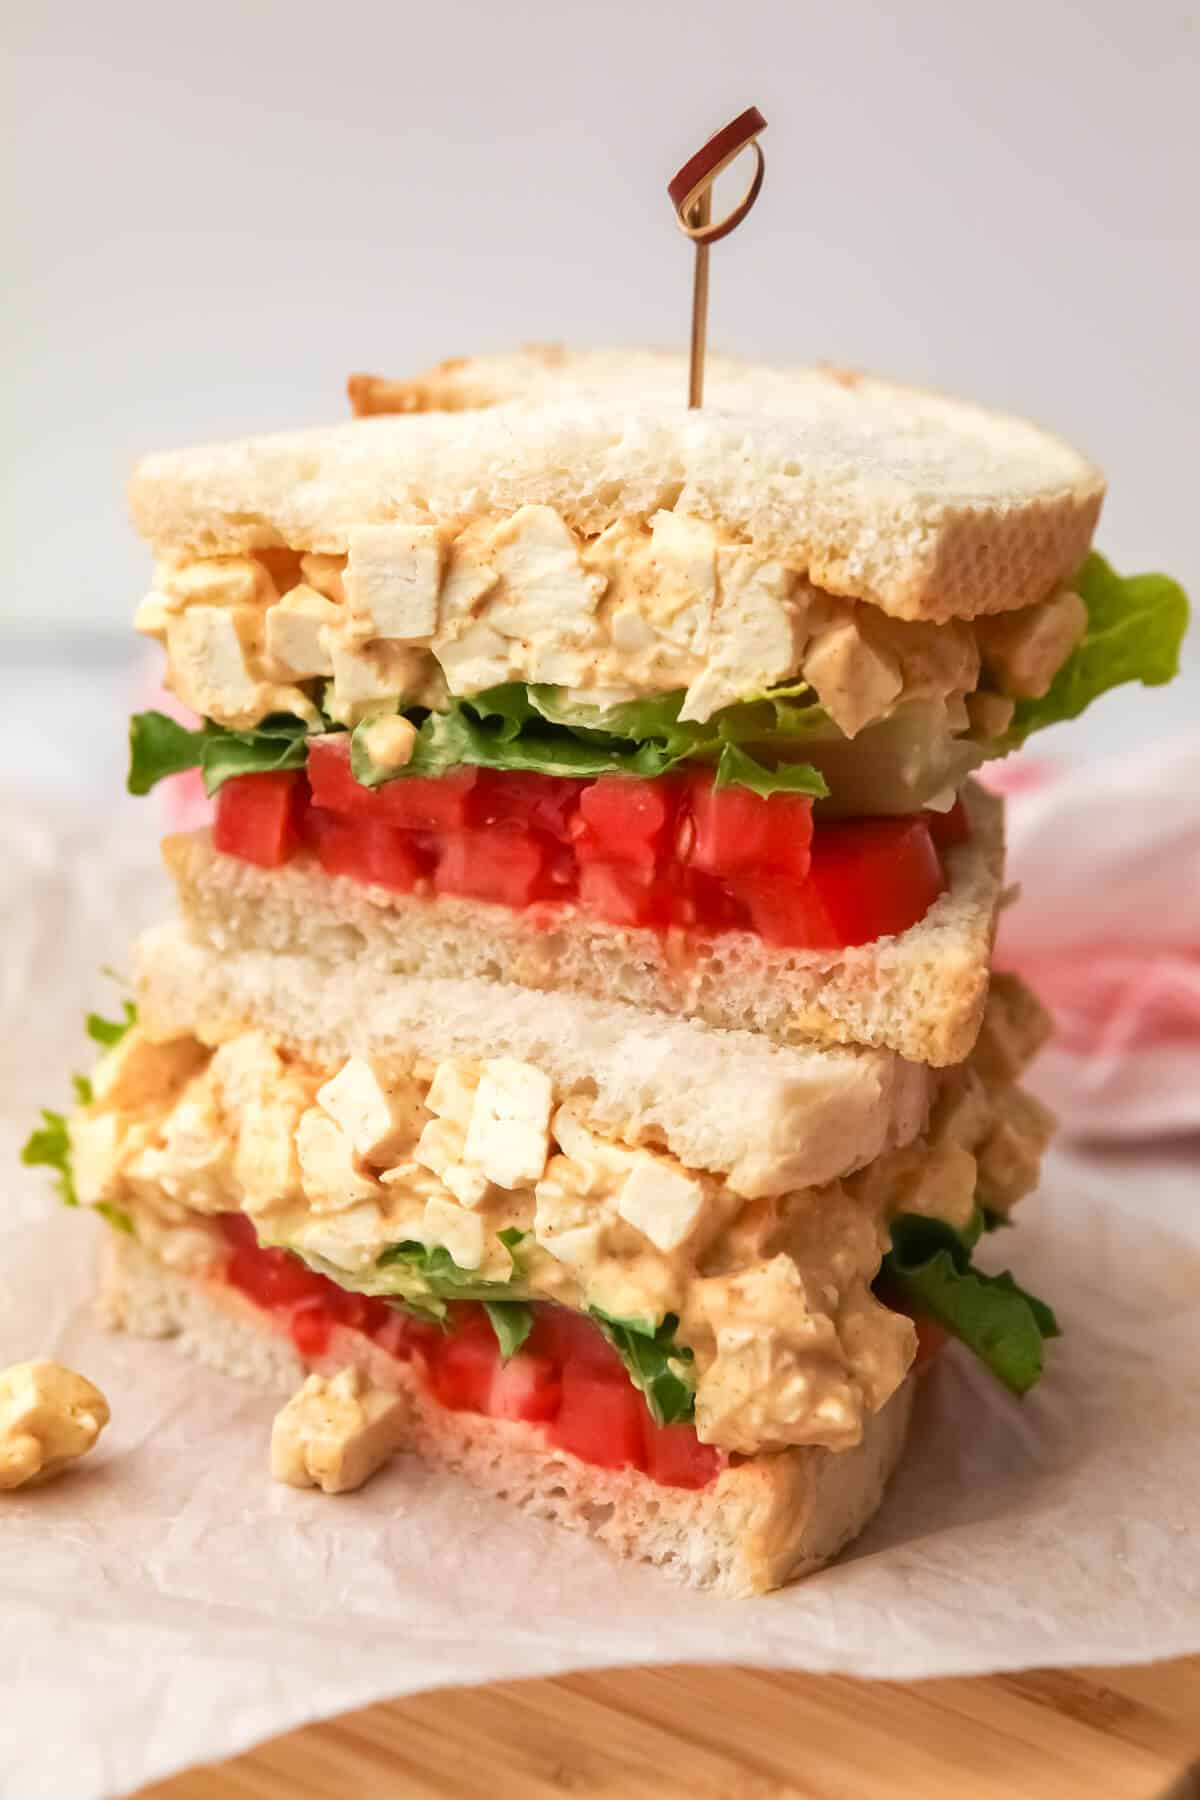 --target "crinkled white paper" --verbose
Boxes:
[2,796,1198,1800]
